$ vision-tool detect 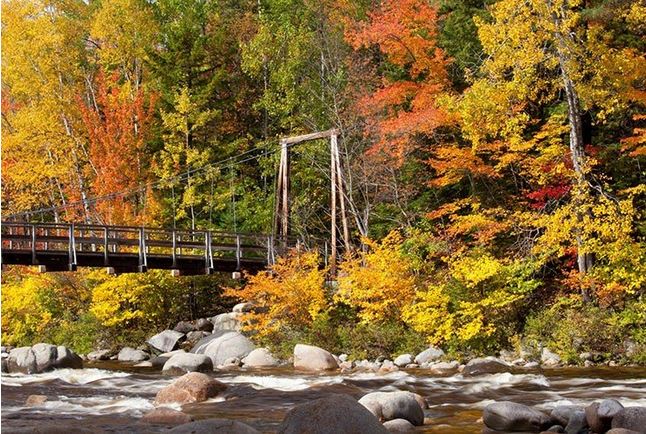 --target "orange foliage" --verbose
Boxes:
[347,0,451,162]
[79,71,157,225]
